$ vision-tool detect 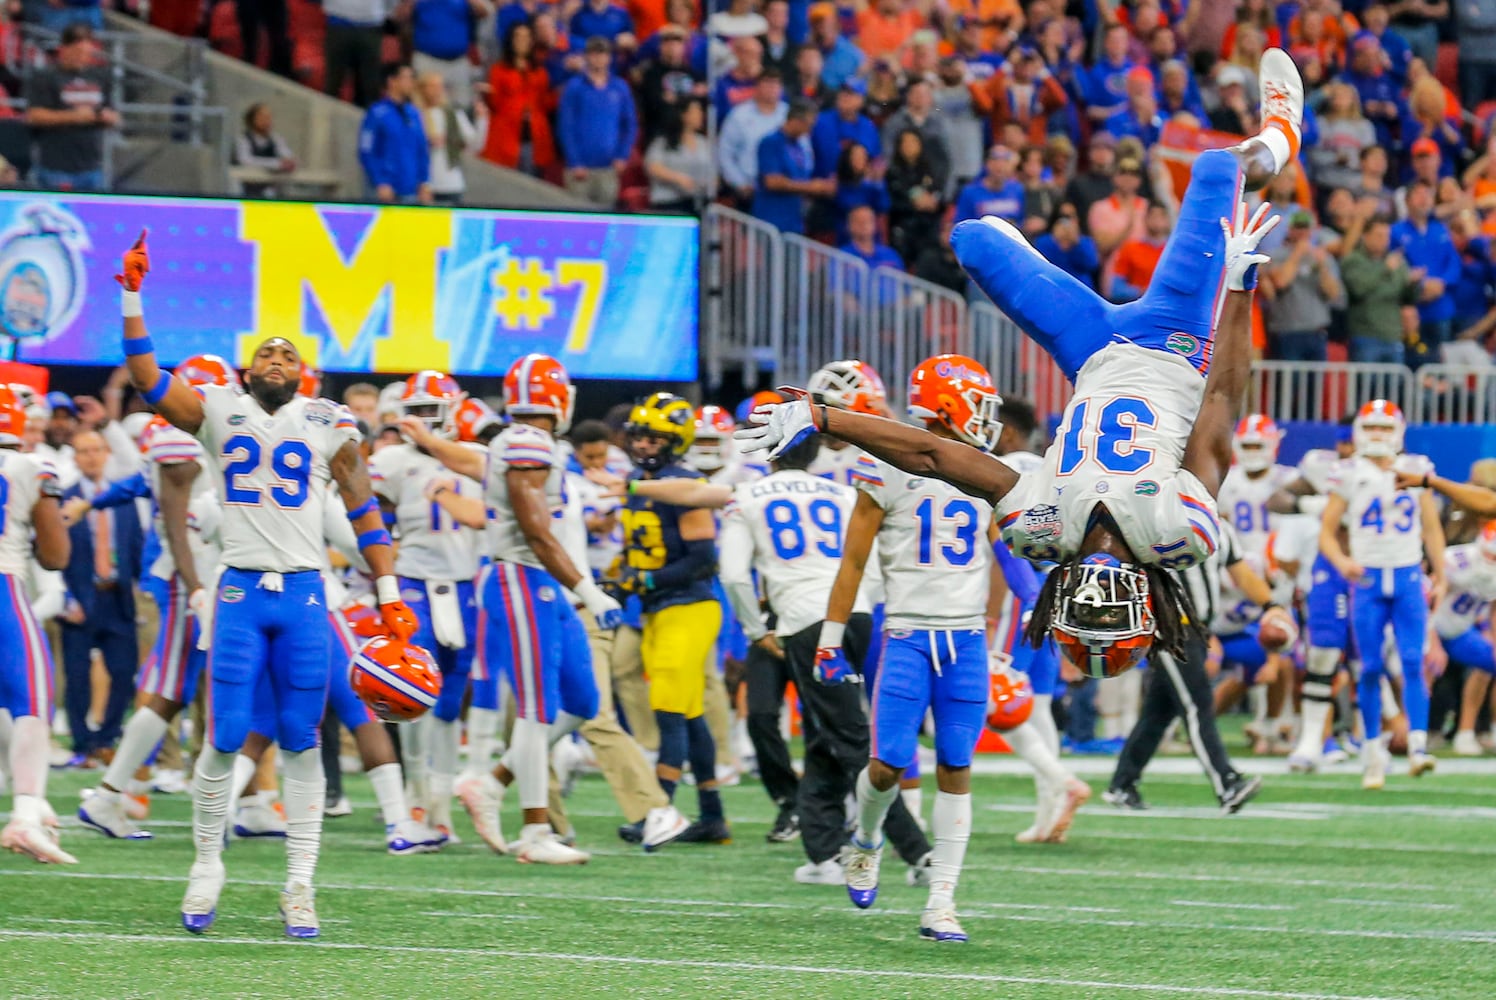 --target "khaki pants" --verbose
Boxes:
[563,166,620,208]
[581,620,668,823]
[608,624,657,750]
